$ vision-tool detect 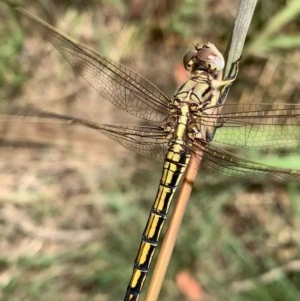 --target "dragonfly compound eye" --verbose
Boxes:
[183,50,197,72]
[196,42,225,72]
[183,43,225,74]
